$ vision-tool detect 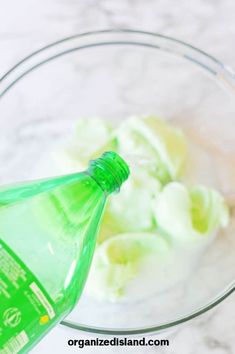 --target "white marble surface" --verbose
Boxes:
[0,1,235,353]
